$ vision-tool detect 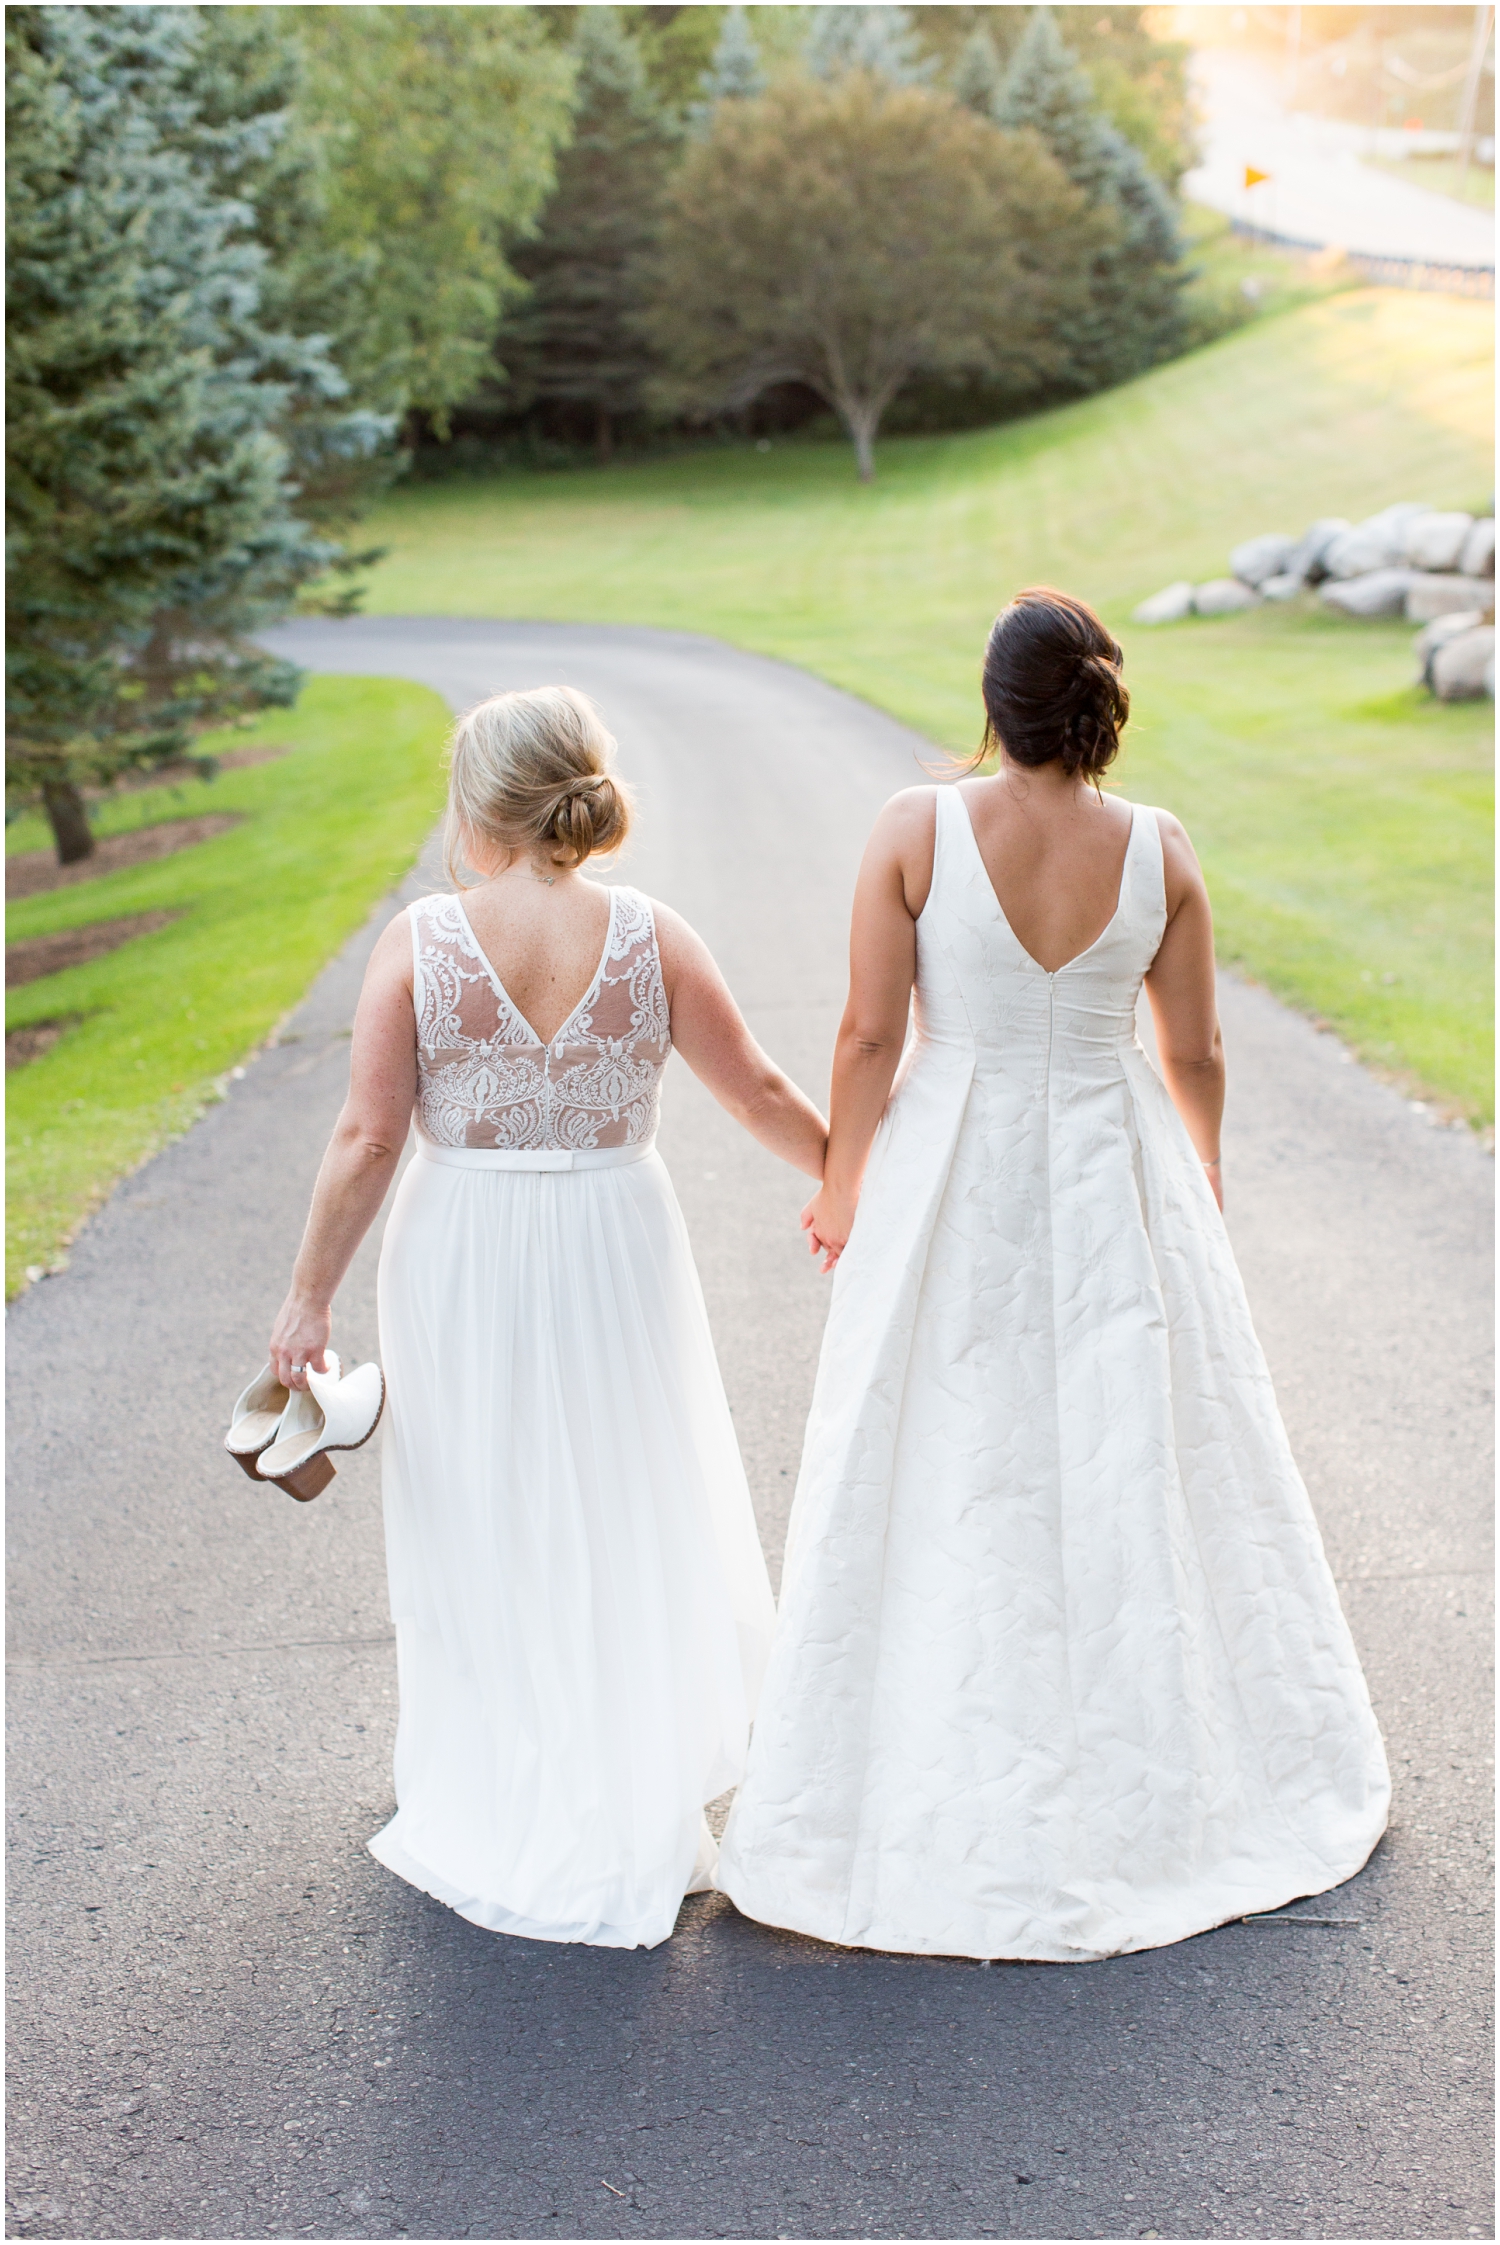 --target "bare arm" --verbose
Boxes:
[802,790,933,1269]
[268,912,418,1388]
[1143,811,1226,1209]
[654,903,827,1179]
